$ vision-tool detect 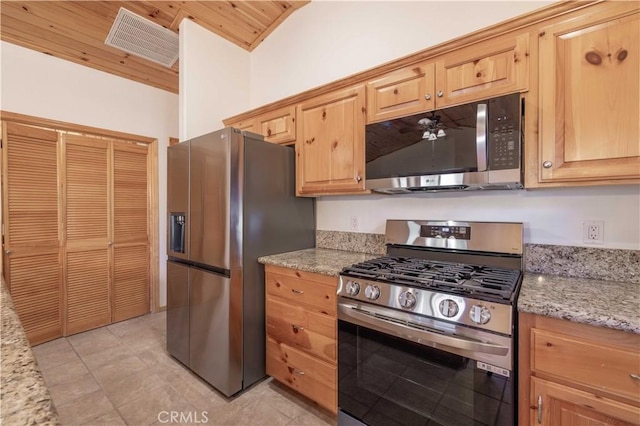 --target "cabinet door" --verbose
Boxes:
[112,141,149,322]
[2,123,62,345]
[63,135,111,335]
[366,61,435,123]
[227,118,256,133]
[296,85,366,195]
[255,105,296,144]
[532,377,640,426]
[435,33,529,107]
[538,7,639,182]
